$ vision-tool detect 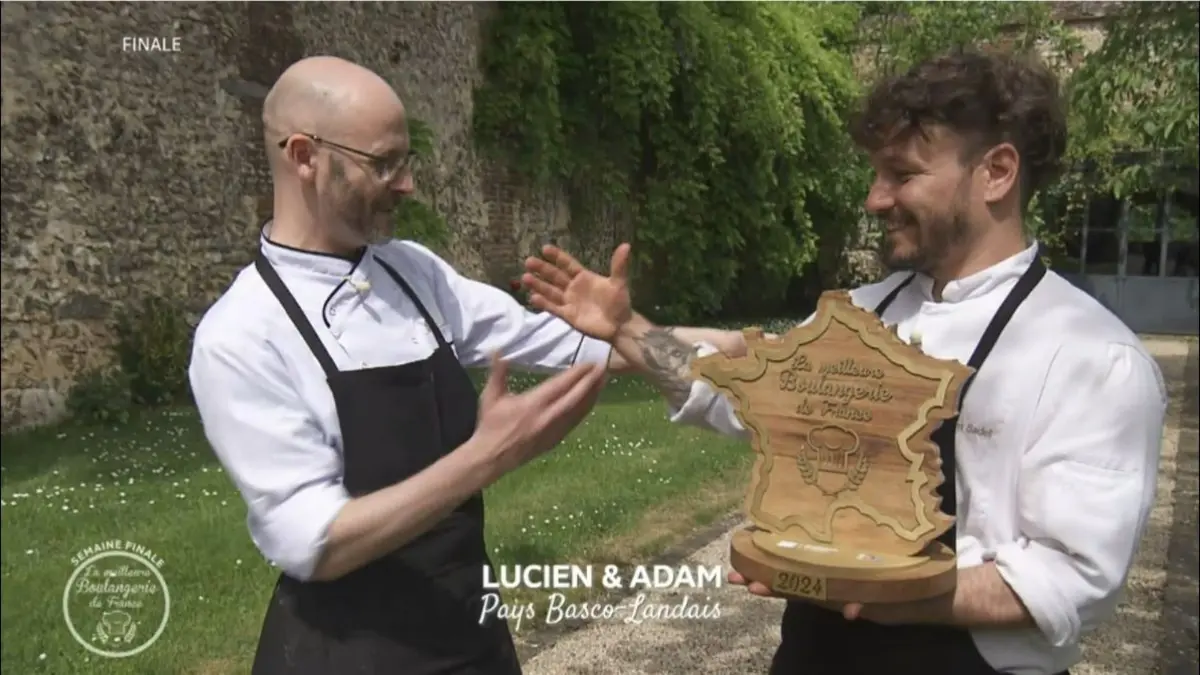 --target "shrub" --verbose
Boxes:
[65,366,134,426]
[112,294,194,407]
[65,293,194,425]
